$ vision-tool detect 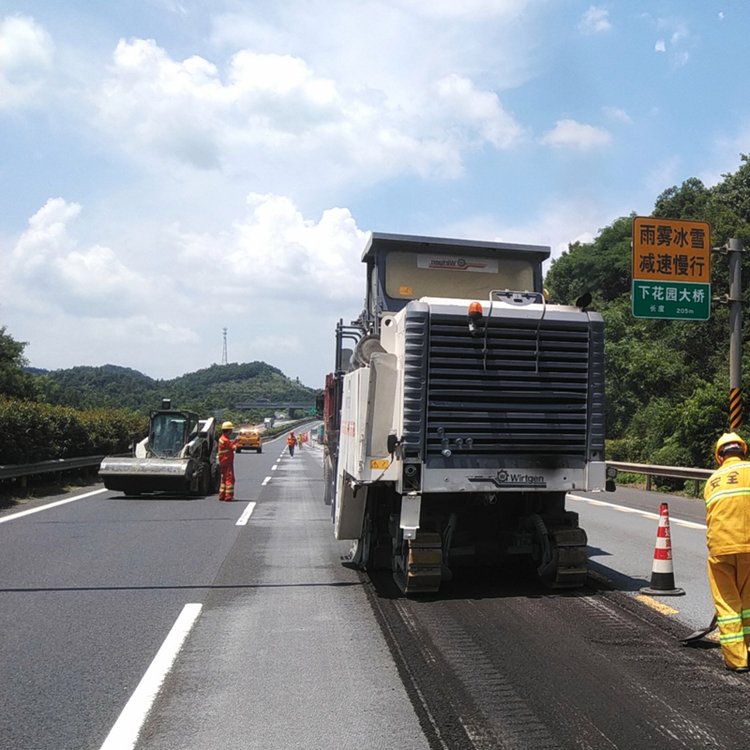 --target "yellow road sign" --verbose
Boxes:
[632,216,711,283]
